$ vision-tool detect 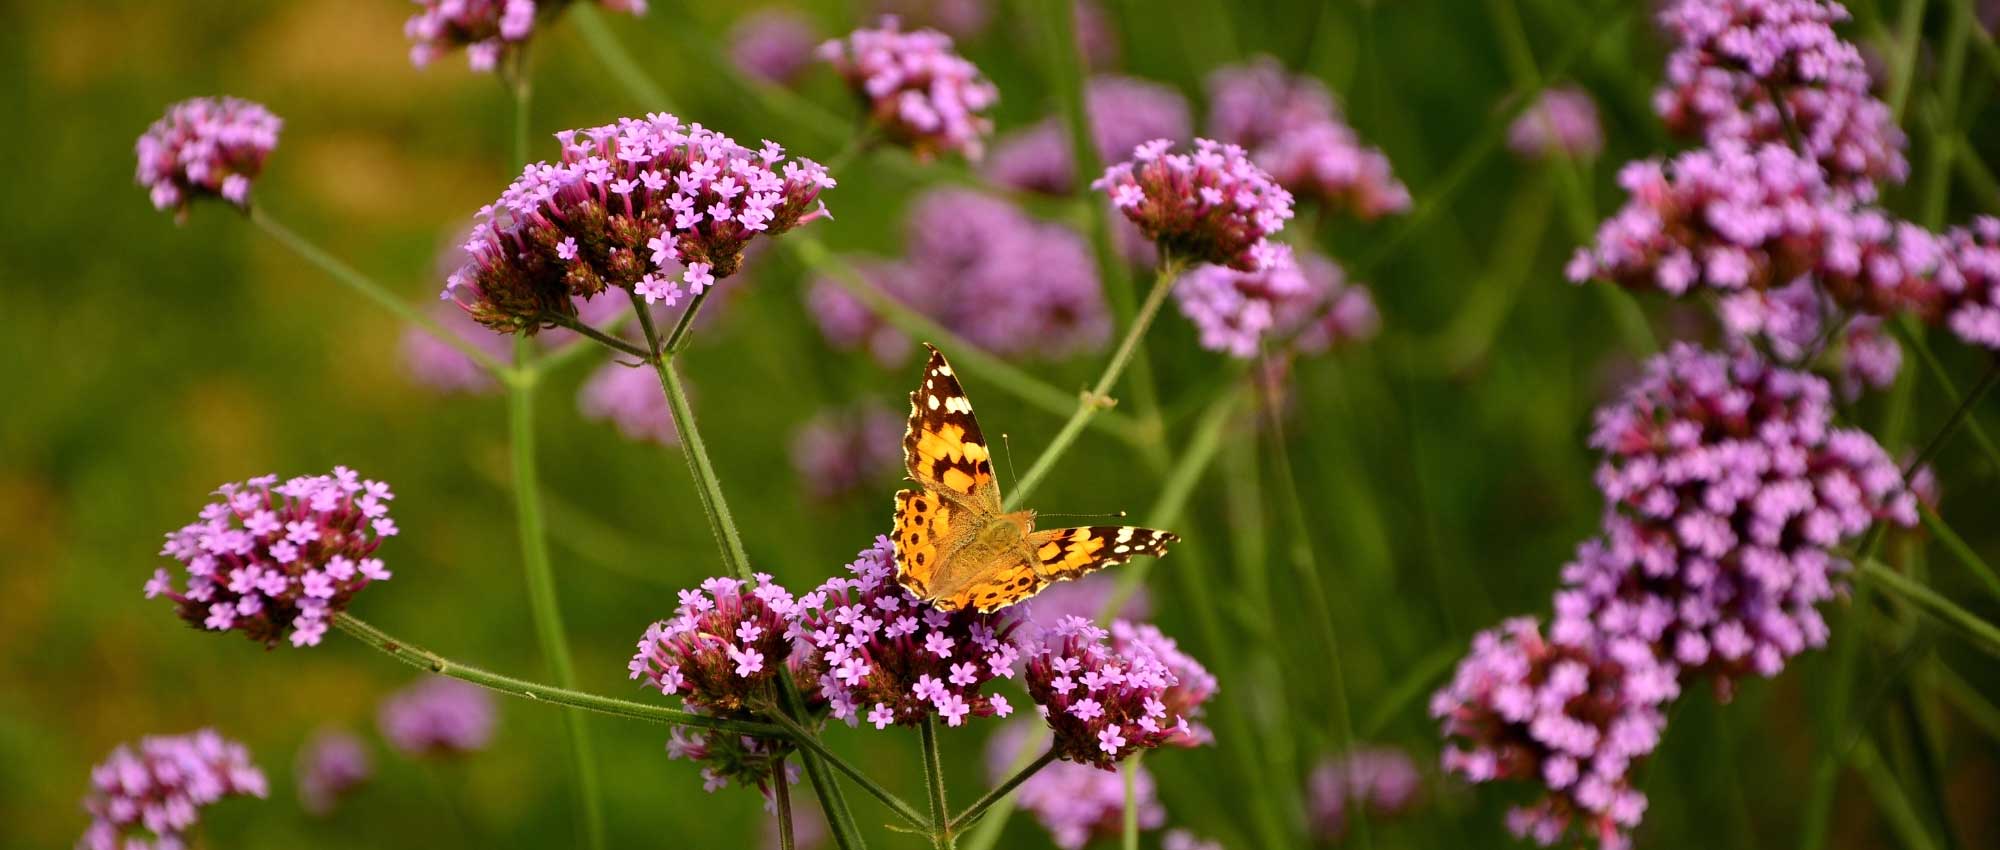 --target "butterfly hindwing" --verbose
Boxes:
[903,343,1000,510]
[946,554,1046,614]
[892,488,955,598]
[1026,526,1180,581]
